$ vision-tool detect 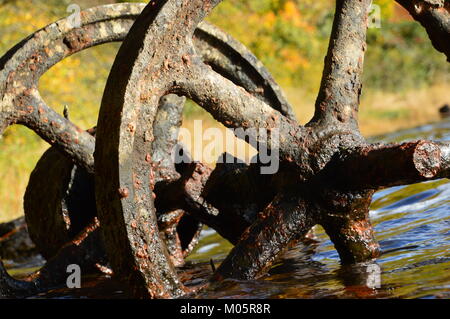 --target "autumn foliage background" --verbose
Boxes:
[0,0,449,222]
